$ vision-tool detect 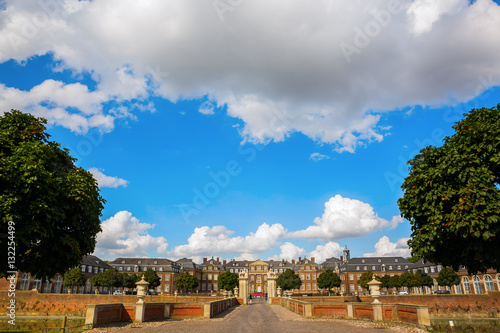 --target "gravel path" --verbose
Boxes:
[86,299,428,333]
